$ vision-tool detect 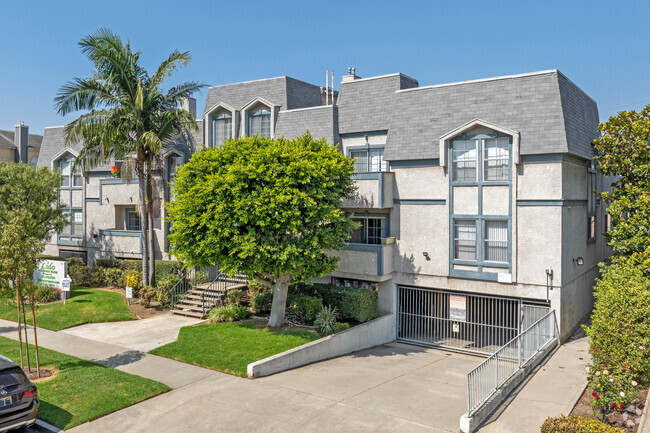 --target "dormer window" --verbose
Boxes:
[248,107,271,137]
[58,157,82,187]
[210,112,232,147]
